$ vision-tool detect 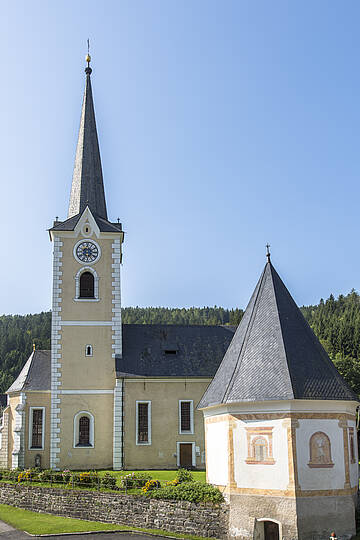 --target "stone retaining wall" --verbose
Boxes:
[0,483,228,538]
